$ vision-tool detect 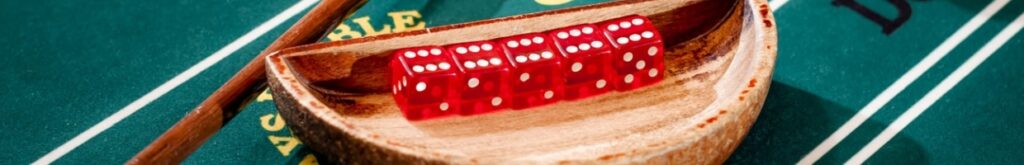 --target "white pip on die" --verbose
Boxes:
[390,46,461,120]
[547,24,616,100]
[497,33,565,109]
[598,15,665,91]
[446,41,512,115]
